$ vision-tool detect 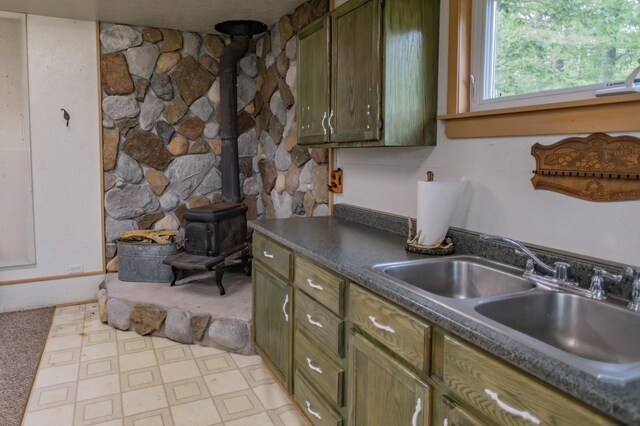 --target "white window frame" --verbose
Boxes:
[469,0,634,112]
